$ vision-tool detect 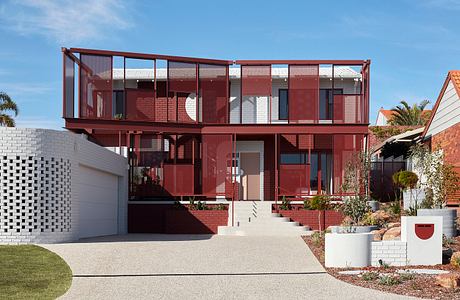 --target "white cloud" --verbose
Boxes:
[0,82,56,97]
[0,0,133,43]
